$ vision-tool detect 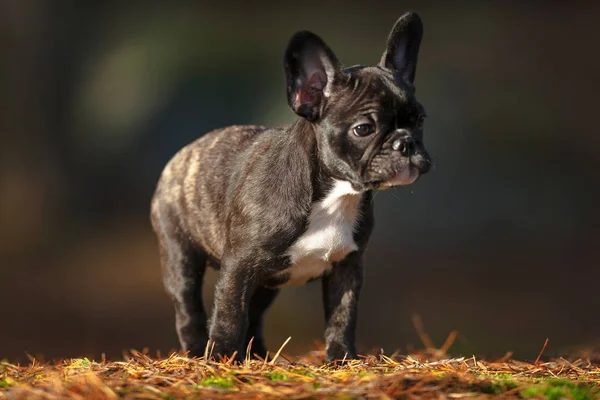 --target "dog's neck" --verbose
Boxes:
[285,120,333,201]
[288,118,366,198]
